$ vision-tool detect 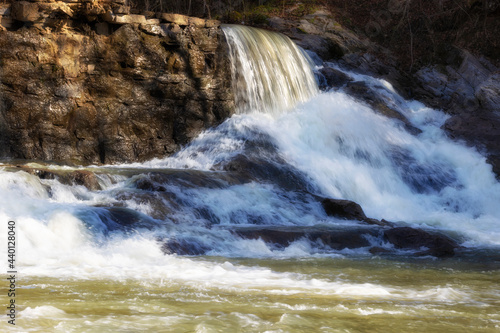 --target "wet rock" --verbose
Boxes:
[234,229,302,247]
[104,207,146,228]
[321,198,367,221]
[95,207,157,232]
[344,81,422,135]
[312,230,371,250]
[234,227,376,250]
[114,190,179,221]
[369,247,391,255]
[132,170,244,191]
[319,67,352,89]
[135,177,167,192]
[389,147,458,194]
[475,73,500,114]
[66,170,101,191]
[338,52,411,100]
[443,112,500,179]
[411,48,500,178]
[16,165,101,190]
[384,227,460,258]
[221,154,311,192]
[161,238,209,255]
[319,197,391,226]
[265,8,366,60]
